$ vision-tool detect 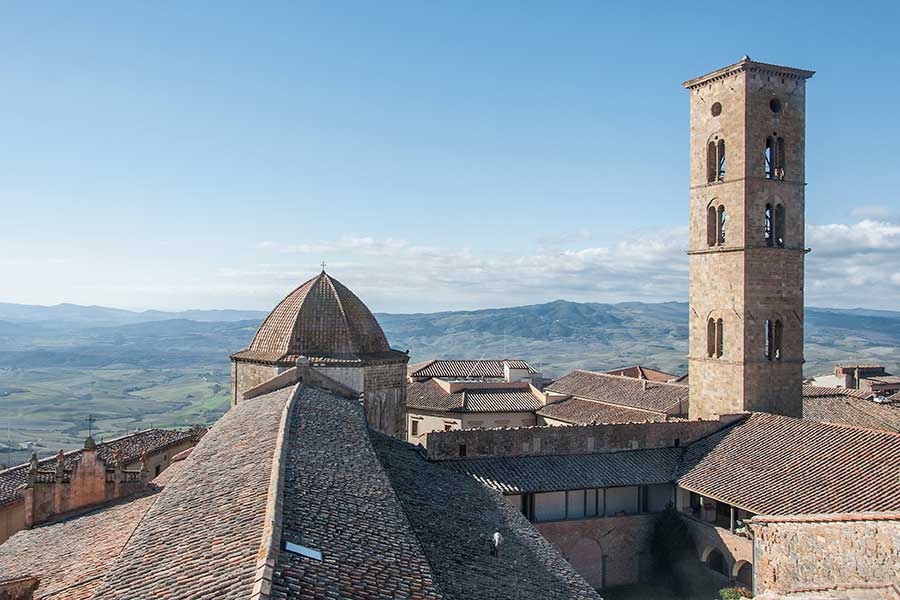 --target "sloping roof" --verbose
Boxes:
[8,377,599,599]
[233,272,391,364]
[546,370,688,414]
[408,359,538,380]
[440,448,683,495]
[537,396,667,425]
[270,386,442,599]
[0,455,190,600]
[0,493,158,599]
[92,385,296,600]
[373,433,601,599]
[606,365,682,382]
[0,427,200,507]
[803,385,900,433]
[407,380,544,414]
[676,412,900,515]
